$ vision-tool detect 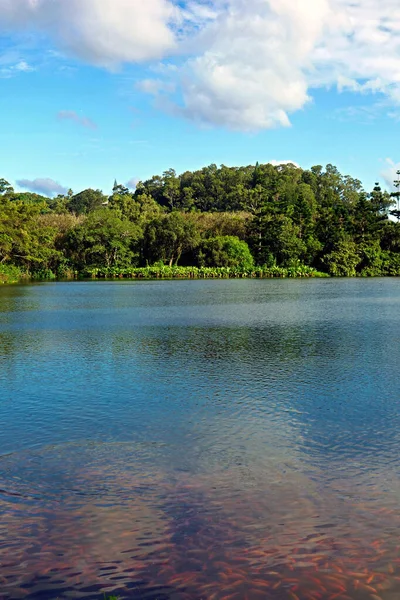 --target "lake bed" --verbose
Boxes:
[0,279,399,600]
